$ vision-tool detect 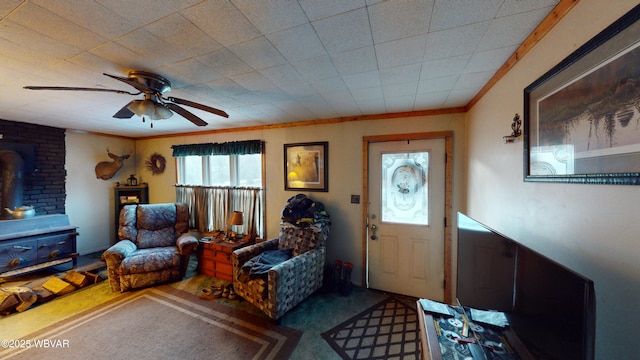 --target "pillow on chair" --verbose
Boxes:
[278,223,326,256]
